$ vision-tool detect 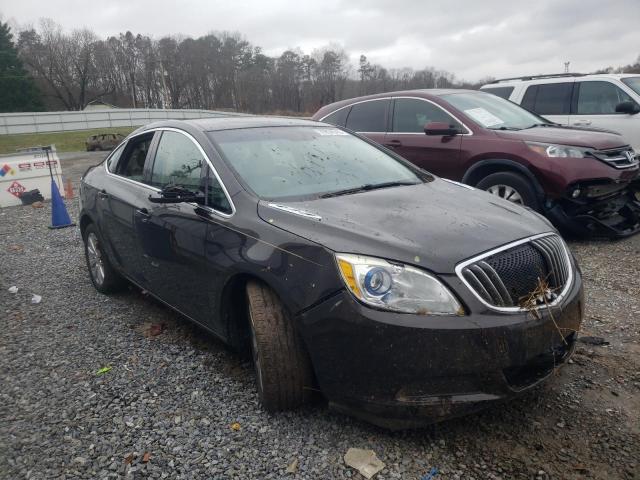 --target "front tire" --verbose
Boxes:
[246,281,312,412]
[83,224,127,294]
[476,171,540,210]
